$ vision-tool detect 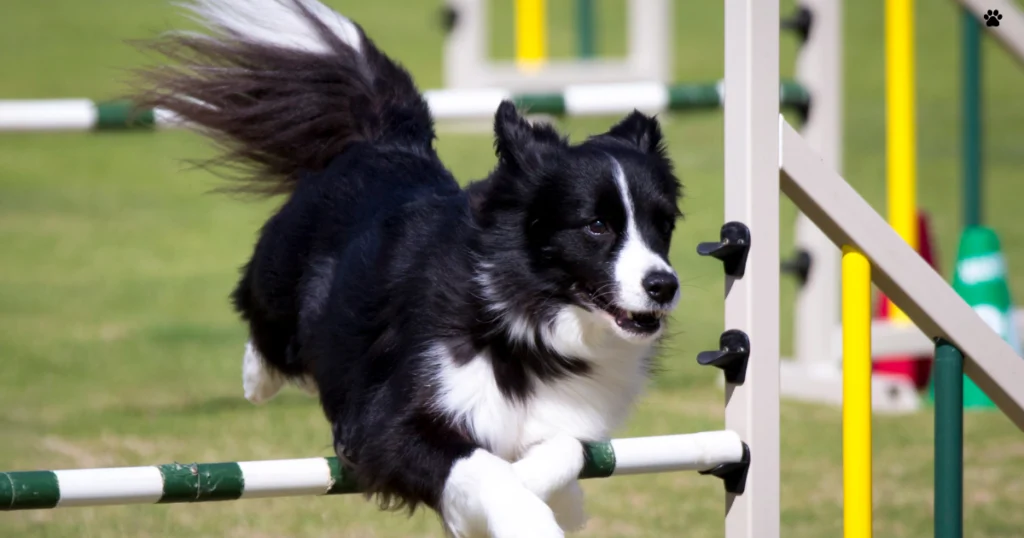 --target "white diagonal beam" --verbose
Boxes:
[956,0,1024,66]
[779,118,1024,430]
